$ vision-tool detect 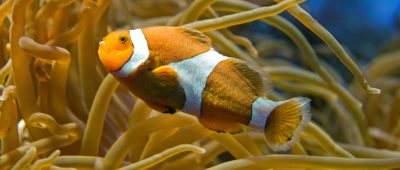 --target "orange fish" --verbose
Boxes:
[98,26,311,150]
